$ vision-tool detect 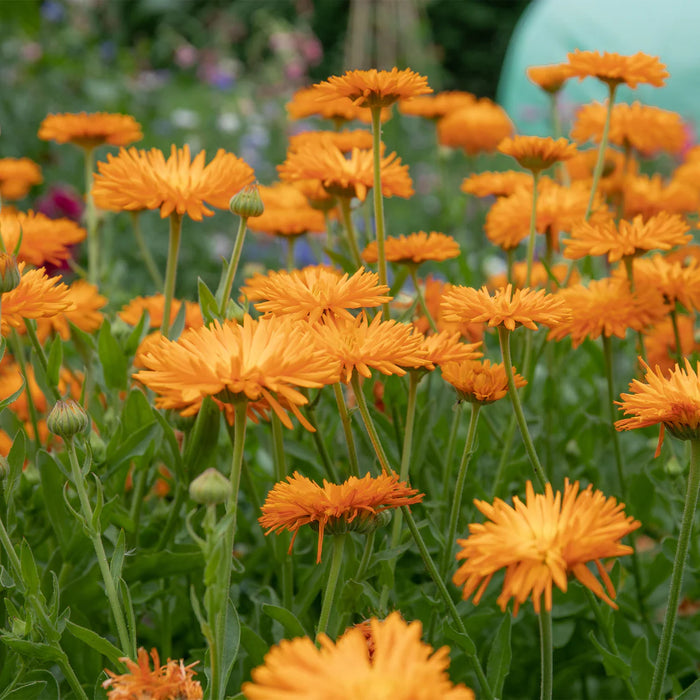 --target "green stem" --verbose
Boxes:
[23,320,60,402]
[650,438,700,700]
[316,533,346,639]
[401,505,495,700]
[539,608,553,700]
[64,437,132,656]
[409,266,437,332]
[271,413,293,609]
[491,413,517,498]
[9,331,41,450]
[156,482,186,551]
[441,402,463,511]
[302,388,339,482]
[218,215,248,318]
[350,371,391,473]
[339,197,362,269]
[0,512,22,582]
[161,212,183,338]
[370,106,391,320]
[57,653,91,700]
[525,171,541,288]
[440,403,481,577]
[670,308,685,367]
[602,334,626,495]
[128,463,149,547]
[83,146,99,285]
[129,212,163,289]
[497,327,547,489]
[333,383,360,477]
[355,529,375,582]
